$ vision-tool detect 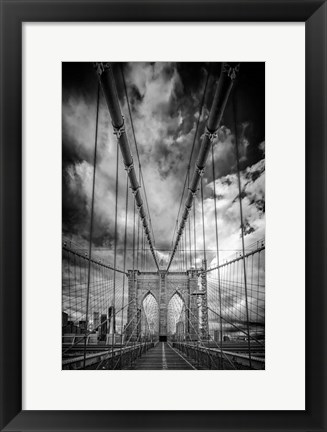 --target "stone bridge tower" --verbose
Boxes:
[126,269,201,342]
